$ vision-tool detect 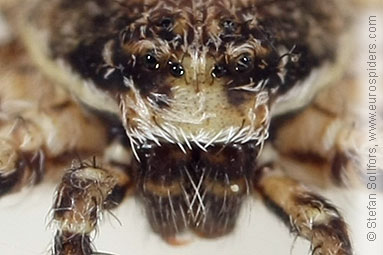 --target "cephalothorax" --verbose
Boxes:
[0,0,369,254]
